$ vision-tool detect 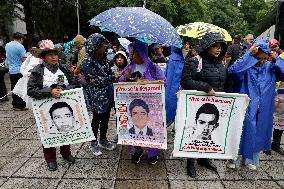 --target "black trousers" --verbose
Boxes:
[272,129,283,148]
[10,73,26,108]
[91,108,111,141]
[0,72,7,98]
